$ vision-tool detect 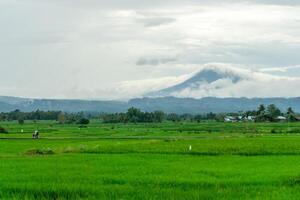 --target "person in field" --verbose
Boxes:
[32,130,39,139]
